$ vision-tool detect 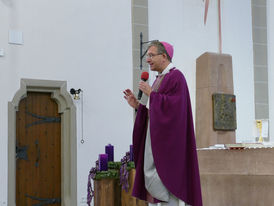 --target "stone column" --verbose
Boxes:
[196,52,236,148]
